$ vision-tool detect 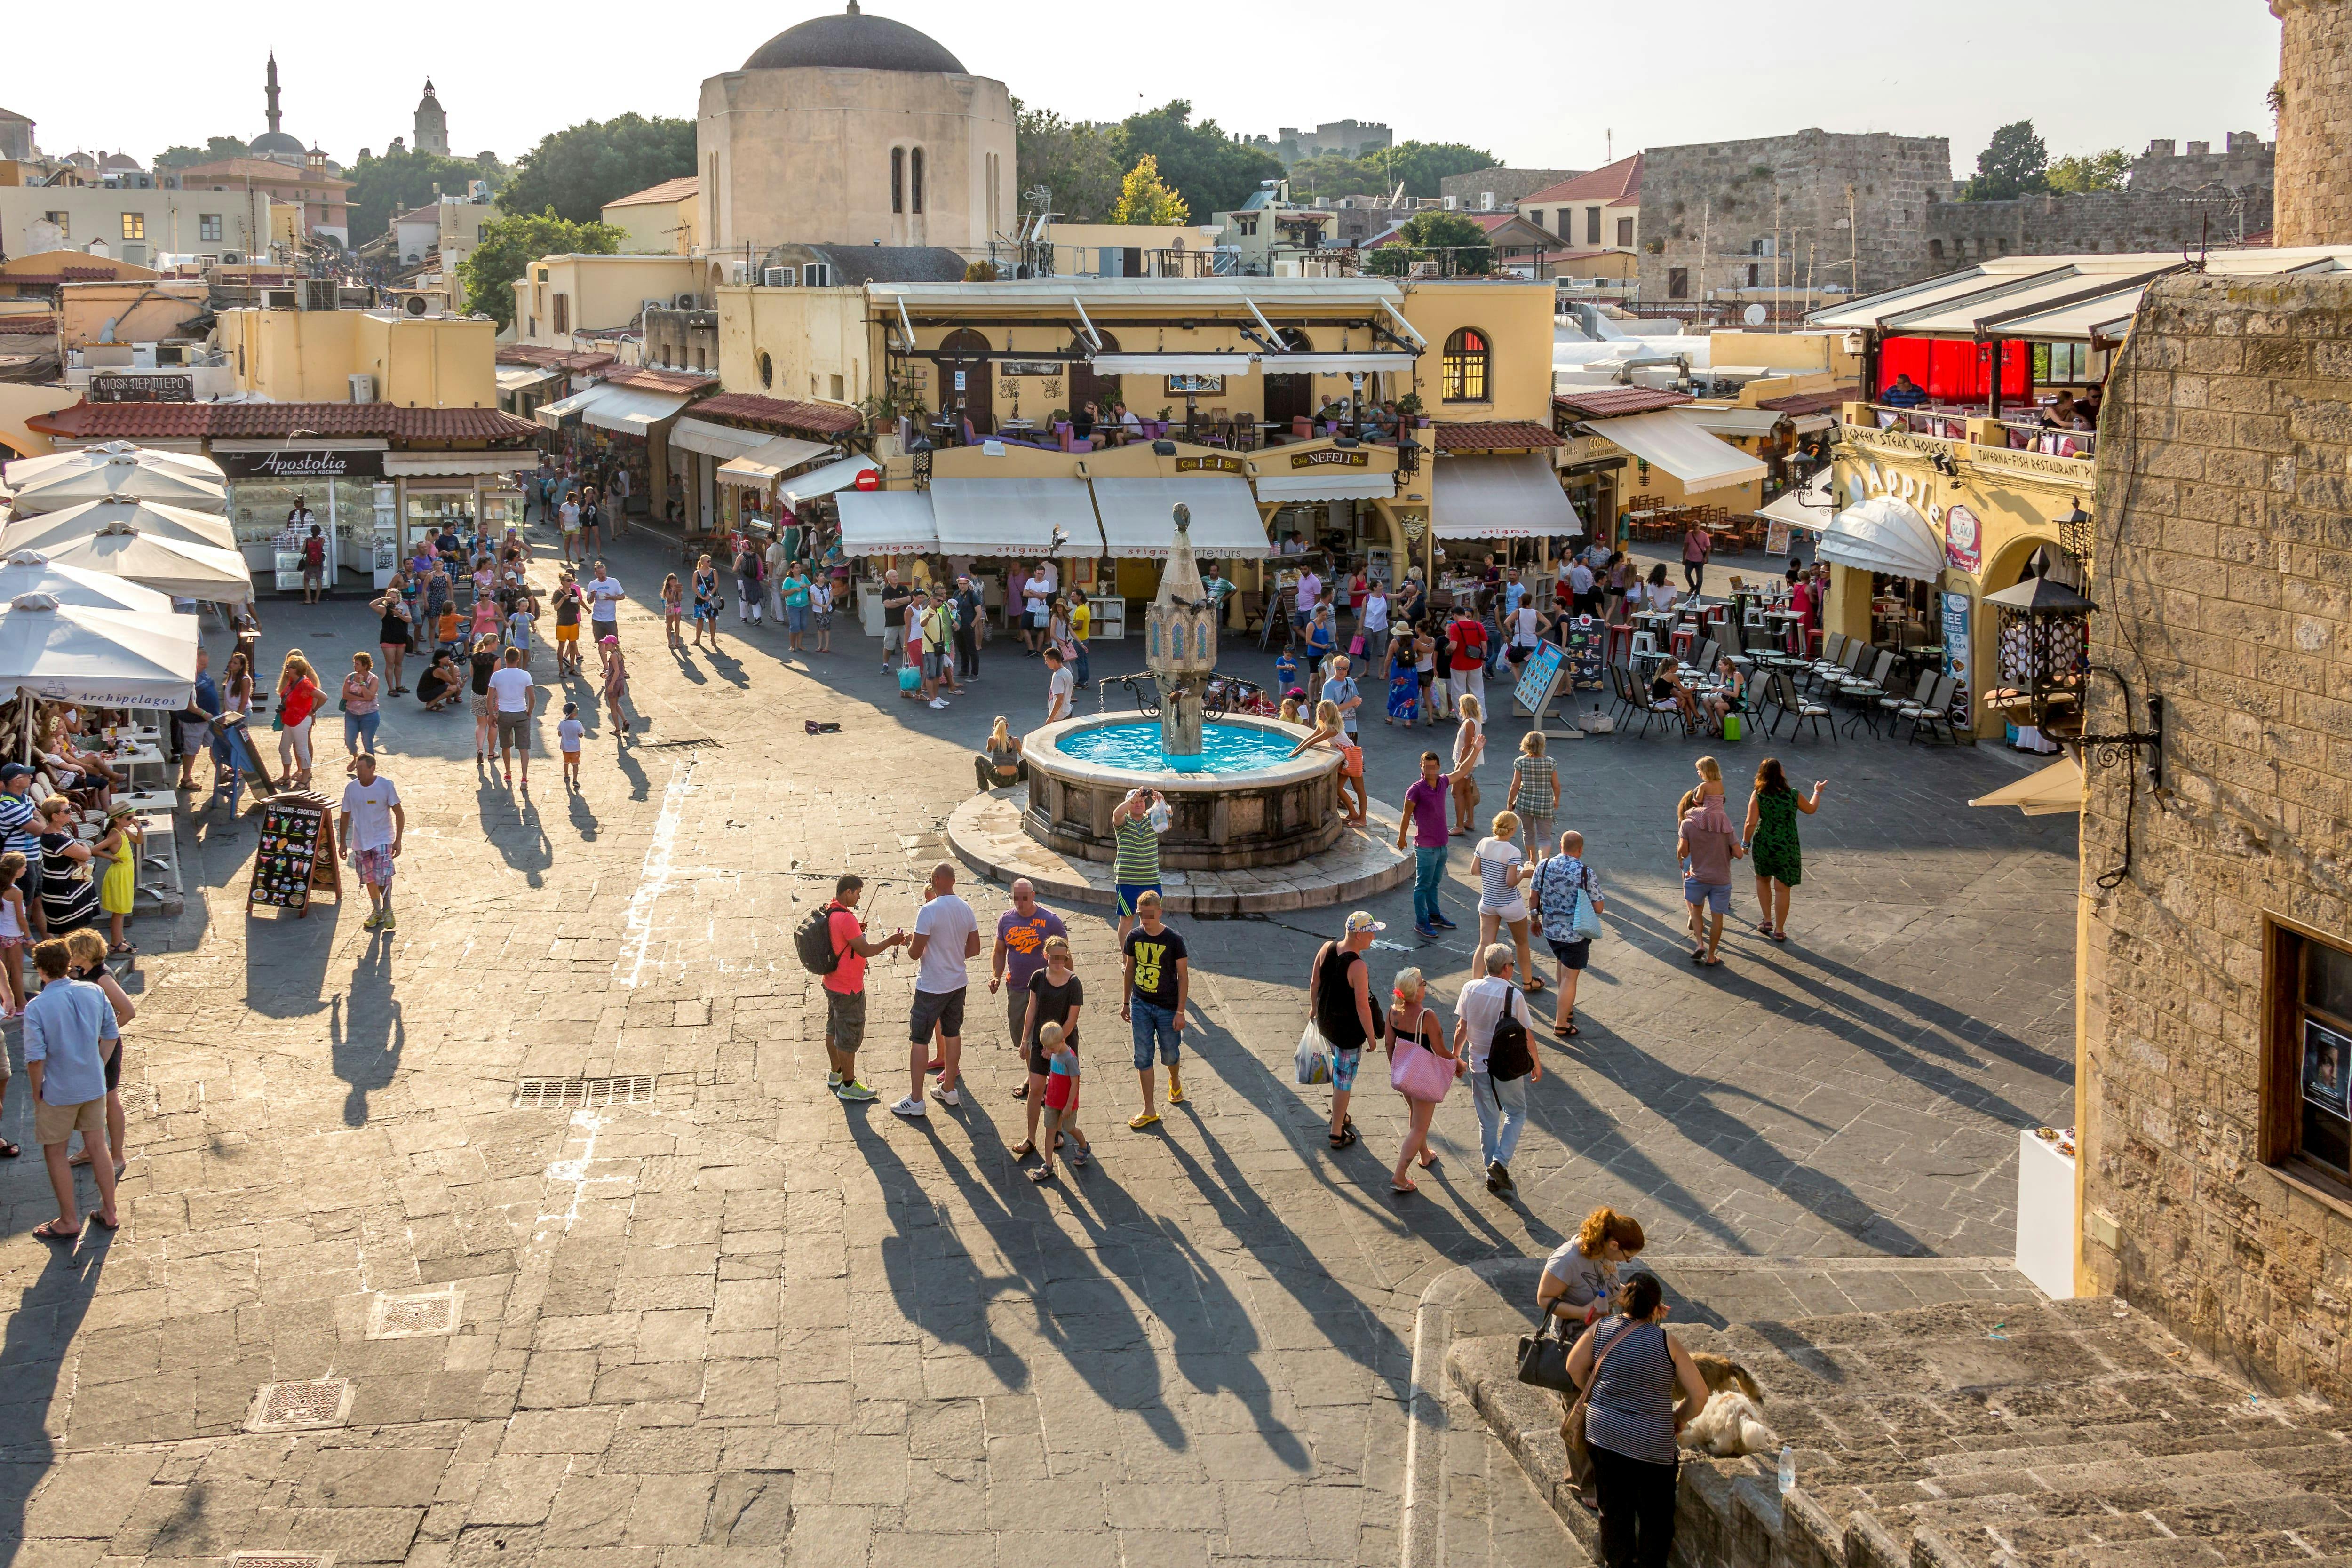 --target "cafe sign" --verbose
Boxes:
[218,448,387,480]
[90,372,194,403]
[1289,448,1370,470]
[1175,454,1244,474]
